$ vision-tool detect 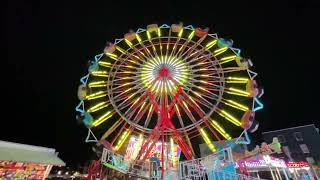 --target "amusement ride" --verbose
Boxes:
[76,23,264,179]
